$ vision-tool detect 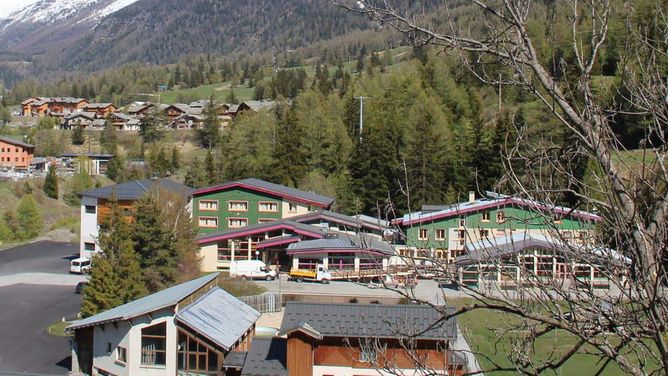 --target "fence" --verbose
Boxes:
[239,292,282,313]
